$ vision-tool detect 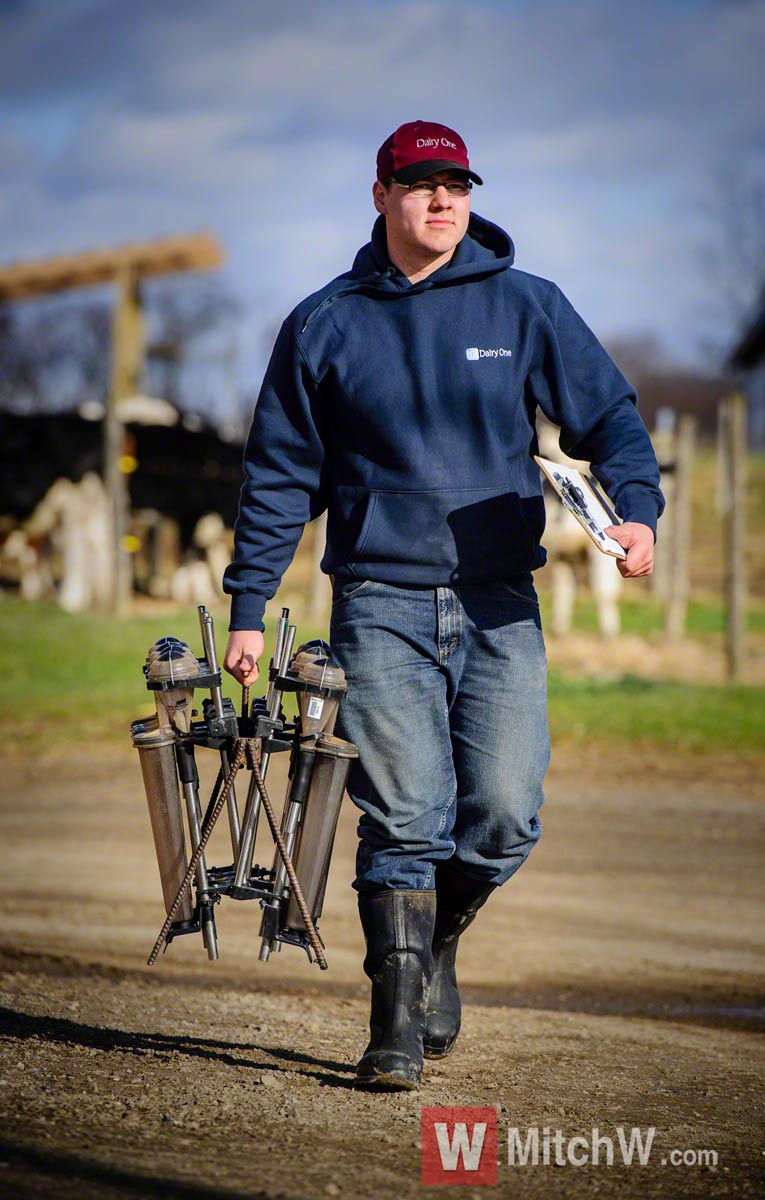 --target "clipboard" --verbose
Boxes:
[534,455,627,559]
